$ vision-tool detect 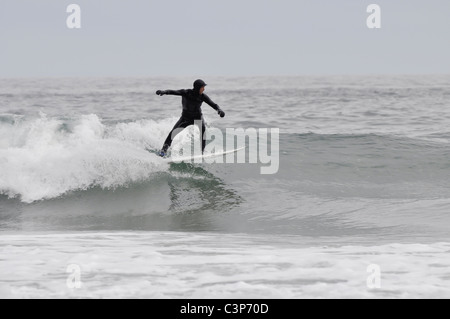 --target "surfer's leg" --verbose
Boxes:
[161,117,191,153]
[194,117,207,154]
